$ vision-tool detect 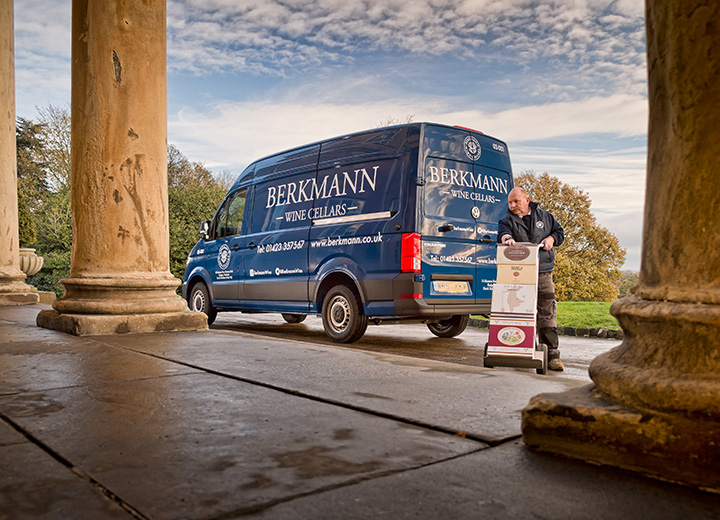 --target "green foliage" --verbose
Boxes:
[16,117,48,245]
[27,250,71,296]
[33,187,72,253]
[617,270,639,298]
[556,301,620,329]
[515,171,626,302]
[17,190,36,246]
[168,145,229,281]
